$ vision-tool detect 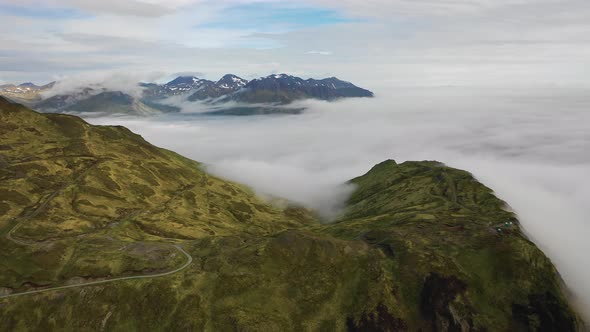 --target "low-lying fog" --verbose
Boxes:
[88,86,590,318]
